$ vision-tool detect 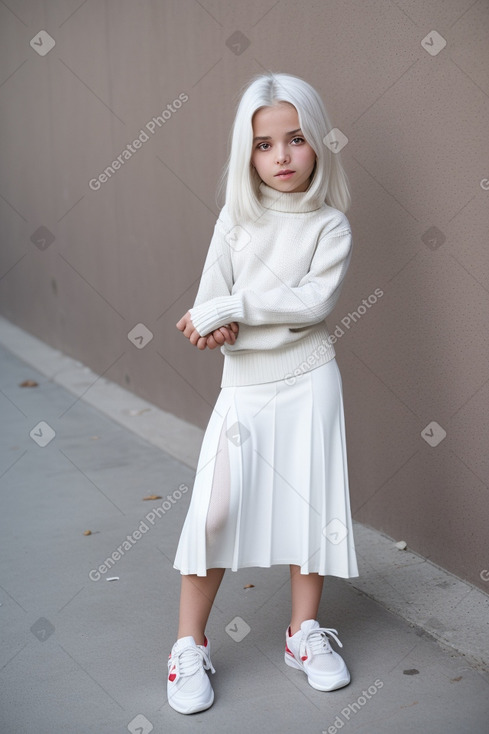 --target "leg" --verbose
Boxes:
[177,568,225,645]
[289,564,325,635]
[175,409,231,646]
